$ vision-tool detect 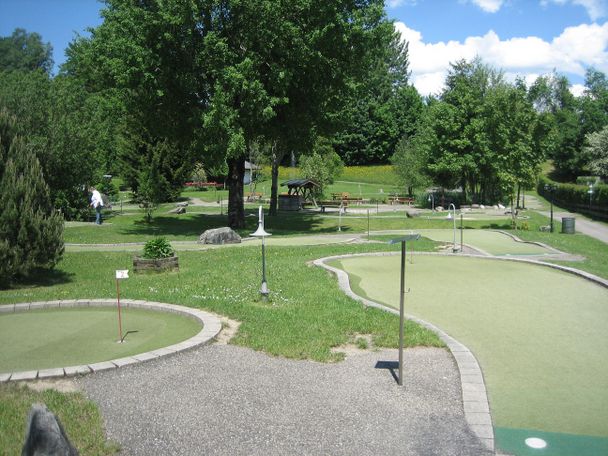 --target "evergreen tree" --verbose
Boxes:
[0,131,64,286]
